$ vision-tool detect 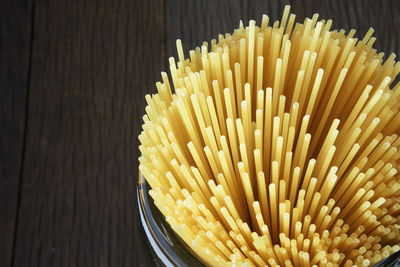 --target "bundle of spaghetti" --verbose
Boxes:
[139,5,400,266]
